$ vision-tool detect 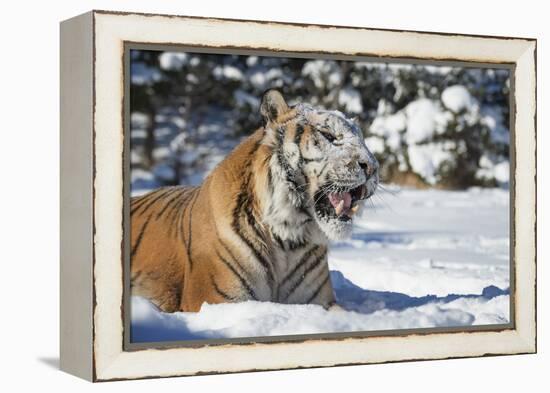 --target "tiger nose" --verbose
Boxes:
[359,160,378,178]
[347,156,377,179]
